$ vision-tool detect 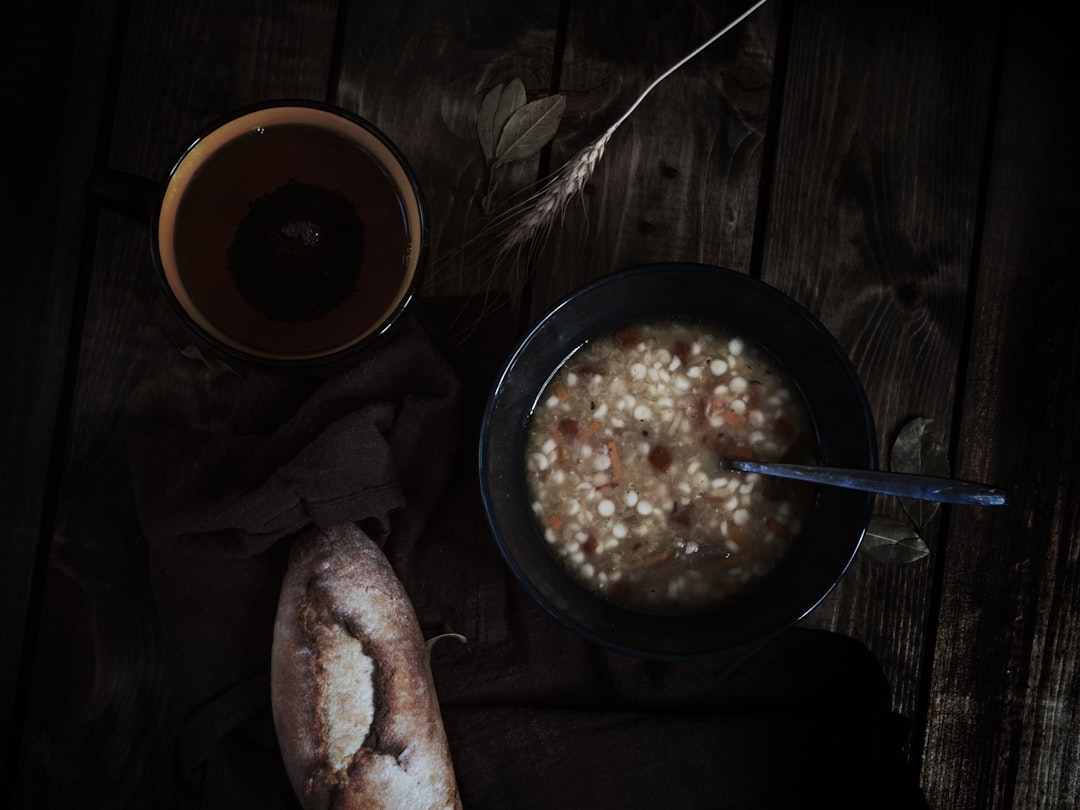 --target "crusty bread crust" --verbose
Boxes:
[271,525,461,809]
